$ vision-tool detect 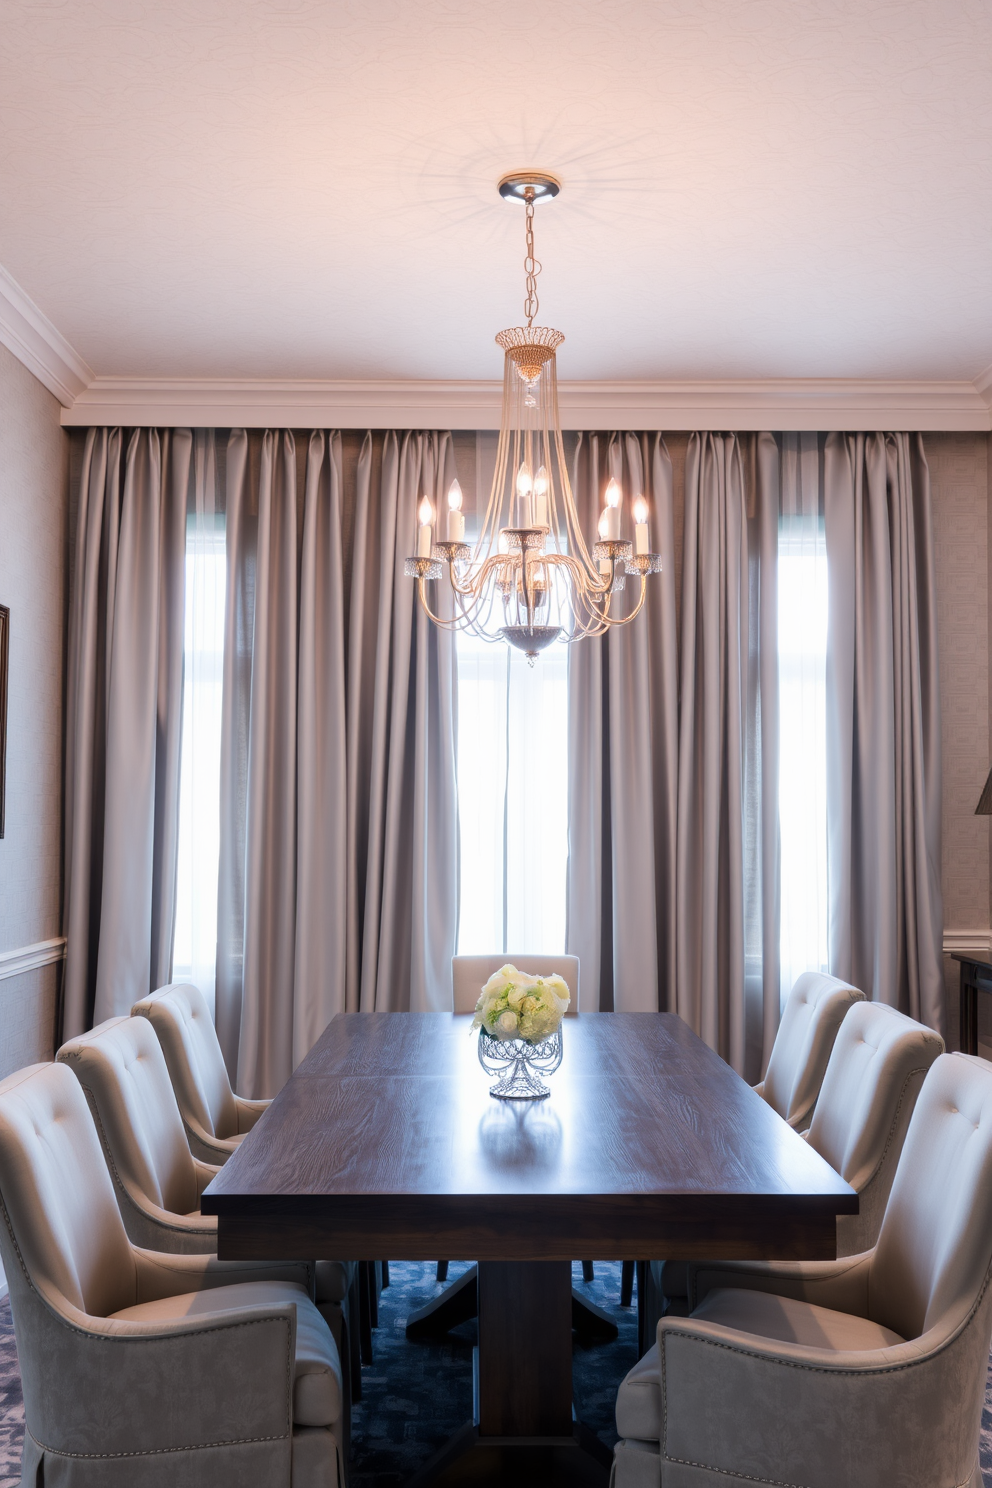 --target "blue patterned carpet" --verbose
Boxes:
[1,1263,991,1485]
